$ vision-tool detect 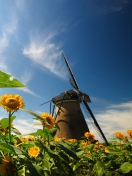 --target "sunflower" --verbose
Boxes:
[40,113,55,129]
[0,156,16,175]
[127,130,132,138]
[28,146,40,158]
[0,123,14,134]
[27,136,35,141]
[68,139,77,143]
[0,94,25,112]
[114,132,126,139]
[104,147,109,153]
[84,132,95,142]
